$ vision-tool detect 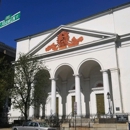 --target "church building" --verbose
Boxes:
[10,2,130,120]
